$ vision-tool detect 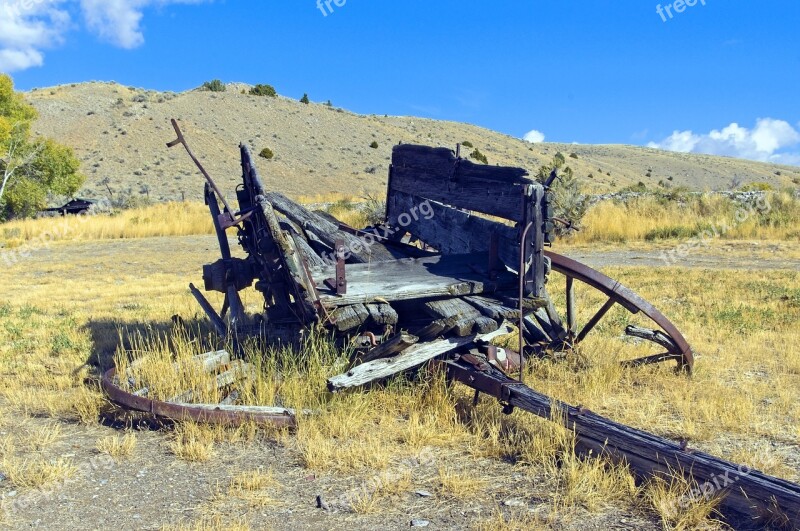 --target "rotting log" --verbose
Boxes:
[439,356,800,527]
